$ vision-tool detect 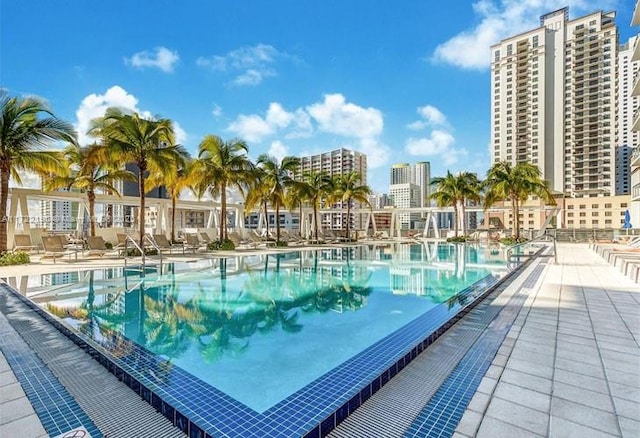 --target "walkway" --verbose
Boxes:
[453,244,639,438]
